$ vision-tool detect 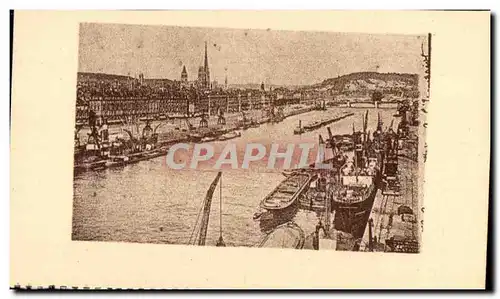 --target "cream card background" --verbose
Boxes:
[11,10,490,289]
